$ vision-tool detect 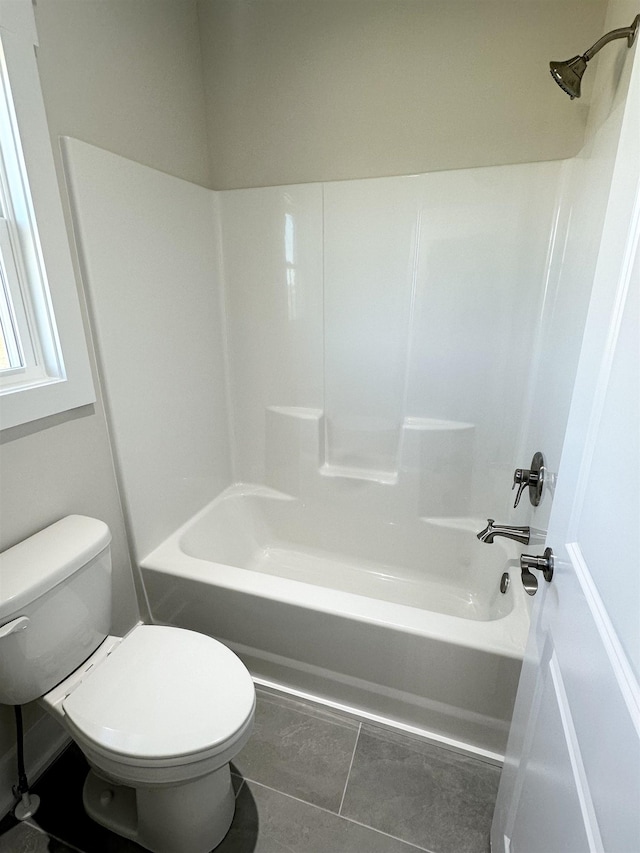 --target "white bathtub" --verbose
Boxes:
[140,484,529,761]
